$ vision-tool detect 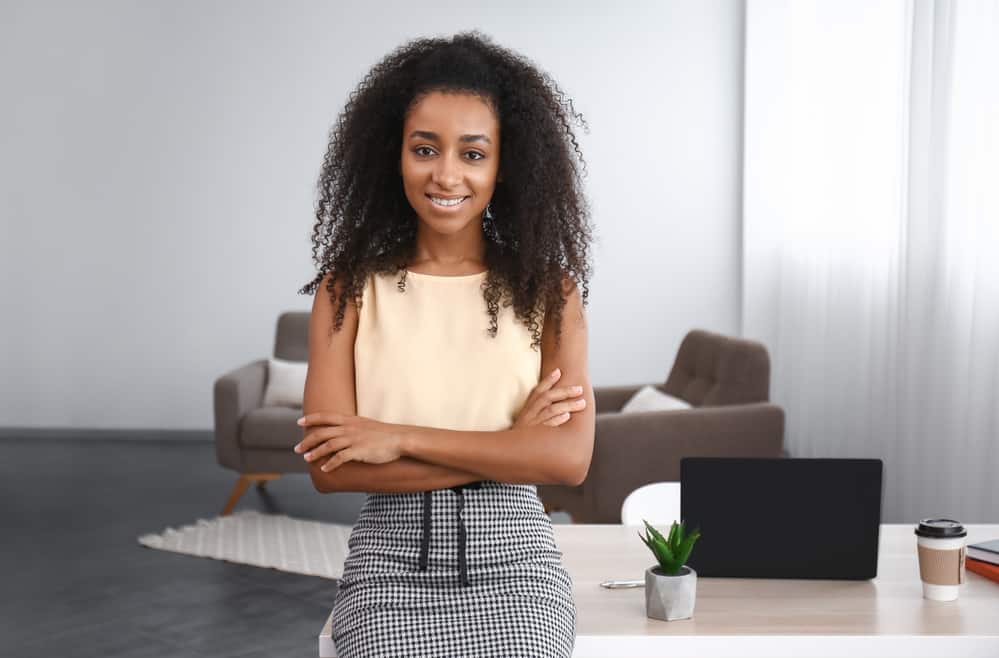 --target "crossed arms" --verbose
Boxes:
[302,273,594,494]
